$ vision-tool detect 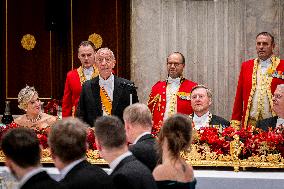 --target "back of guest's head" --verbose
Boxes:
[48,118,88,163]
[95,116,126,149]
[1,127,40,168]
[123,103,152,128]
[158,114,193,158]
[18,85,38,110]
